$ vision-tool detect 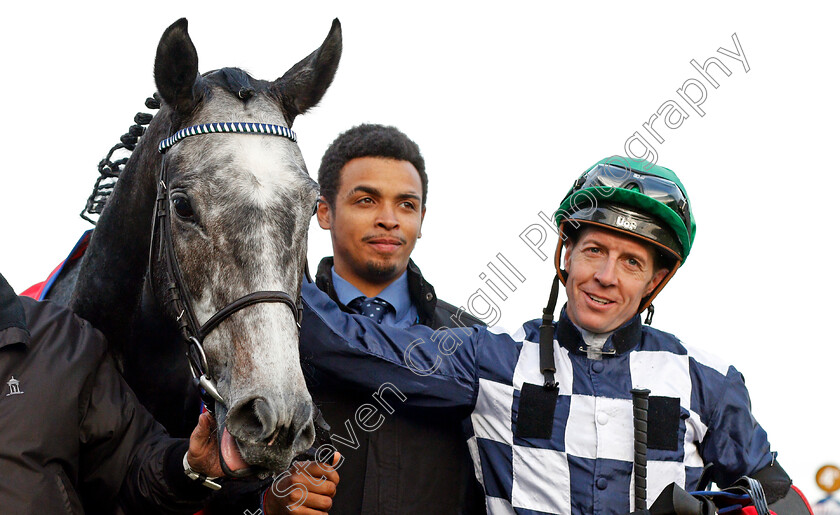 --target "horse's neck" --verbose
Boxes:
[70,117,167,356]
